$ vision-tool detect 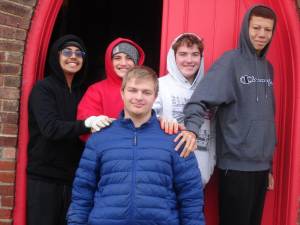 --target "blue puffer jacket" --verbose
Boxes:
[67,112,205,225]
